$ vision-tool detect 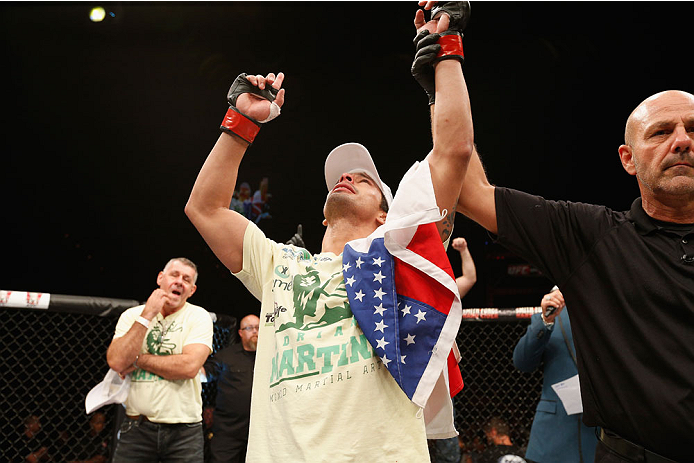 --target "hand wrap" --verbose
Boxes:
[220,73,280,144]
[432,2,469,65]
